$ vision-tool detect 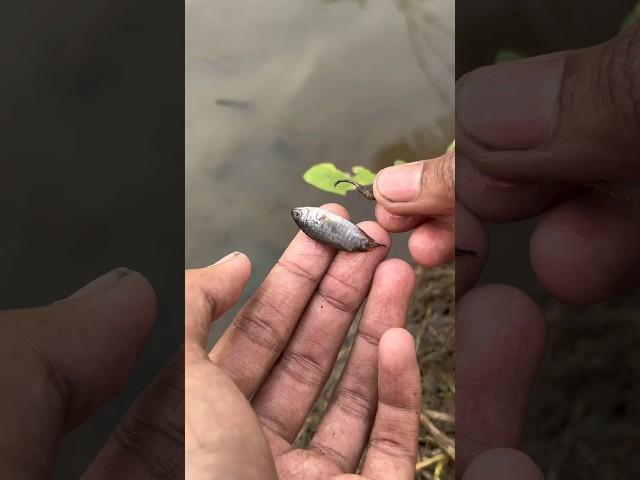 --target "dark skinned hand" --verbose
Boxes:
[0,268,184,479]
[186,204,421,480]
[456,21,640,479]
